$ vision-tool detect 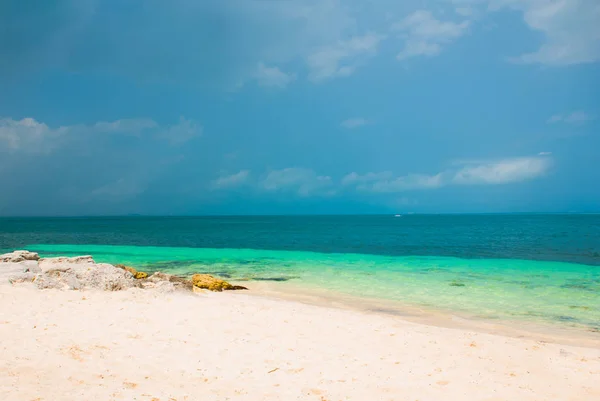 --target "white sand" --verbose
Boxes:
[1,284,599,401]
